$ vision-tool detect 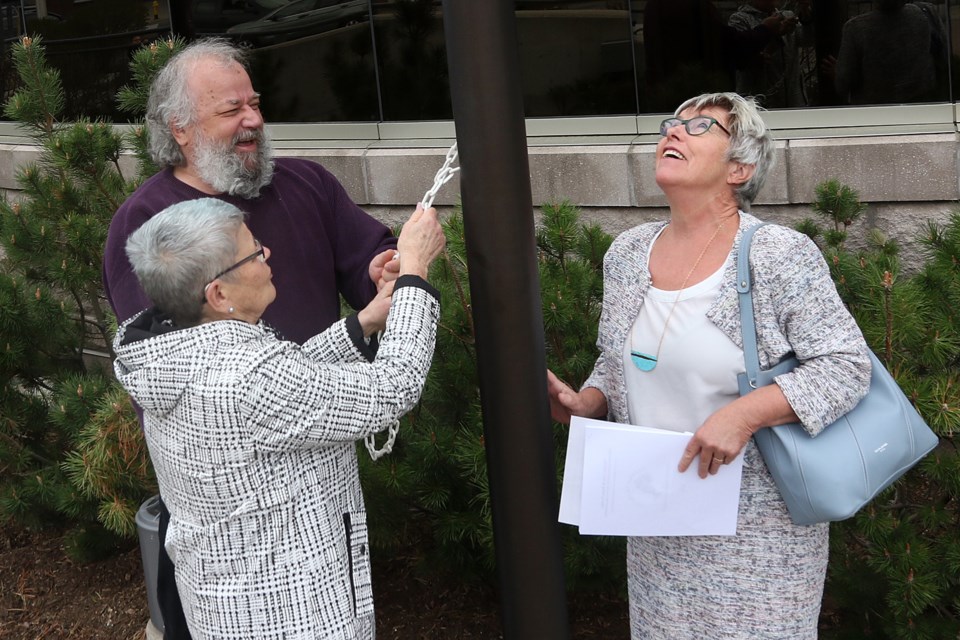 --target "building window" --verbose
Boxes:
[0,0,956,132]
